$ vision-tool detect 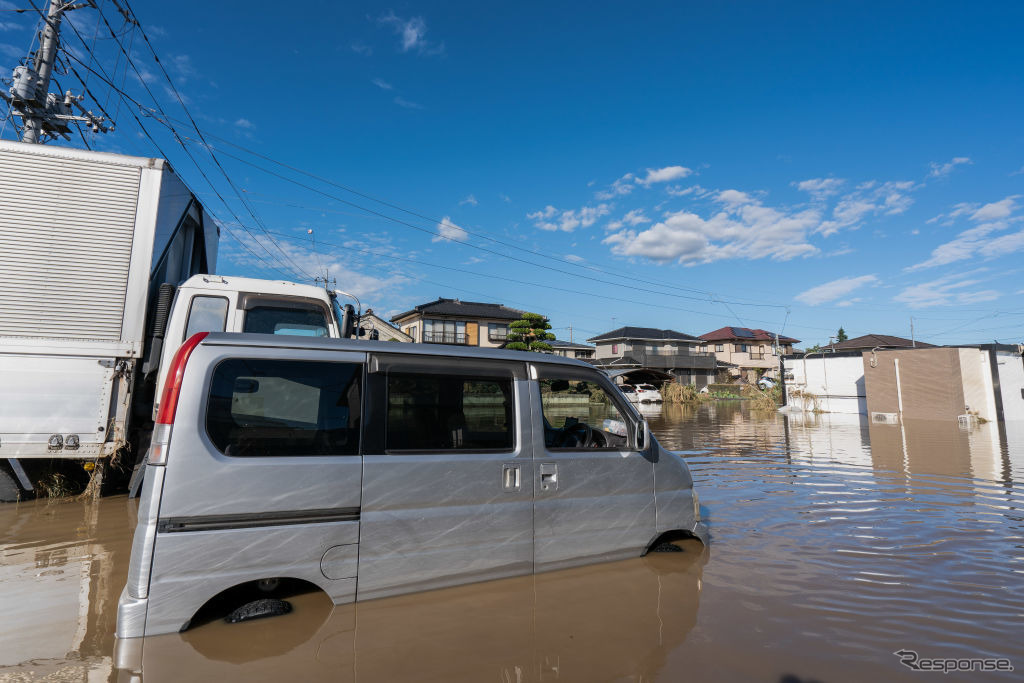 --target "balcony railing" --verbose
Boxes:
[632,350,716,370]
[749,352,766,360]
[423,331,468,345]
